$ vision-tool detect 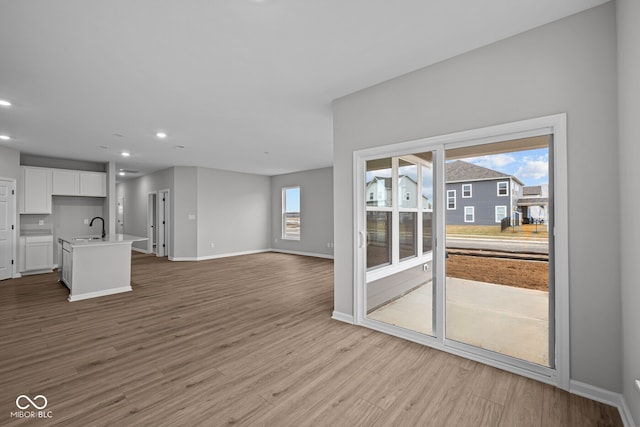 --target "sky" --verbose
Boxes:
[284,187,300,212]
[463,147,549,186]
